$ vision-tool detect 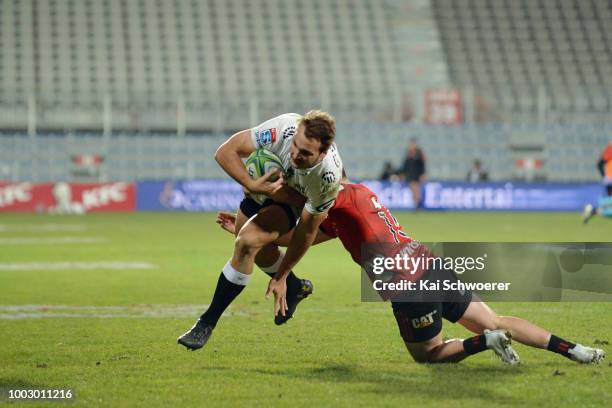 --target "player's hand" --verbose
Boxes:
[247,170,284,196]
[265,278,288,317]
[216,211,237,234]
